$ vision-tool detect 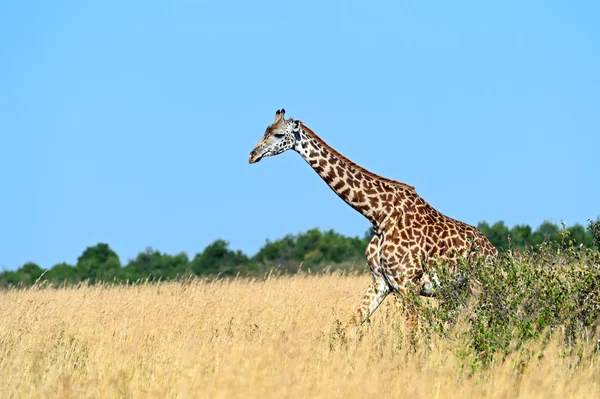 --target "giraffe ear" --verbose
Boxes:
[275,108,286,123]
